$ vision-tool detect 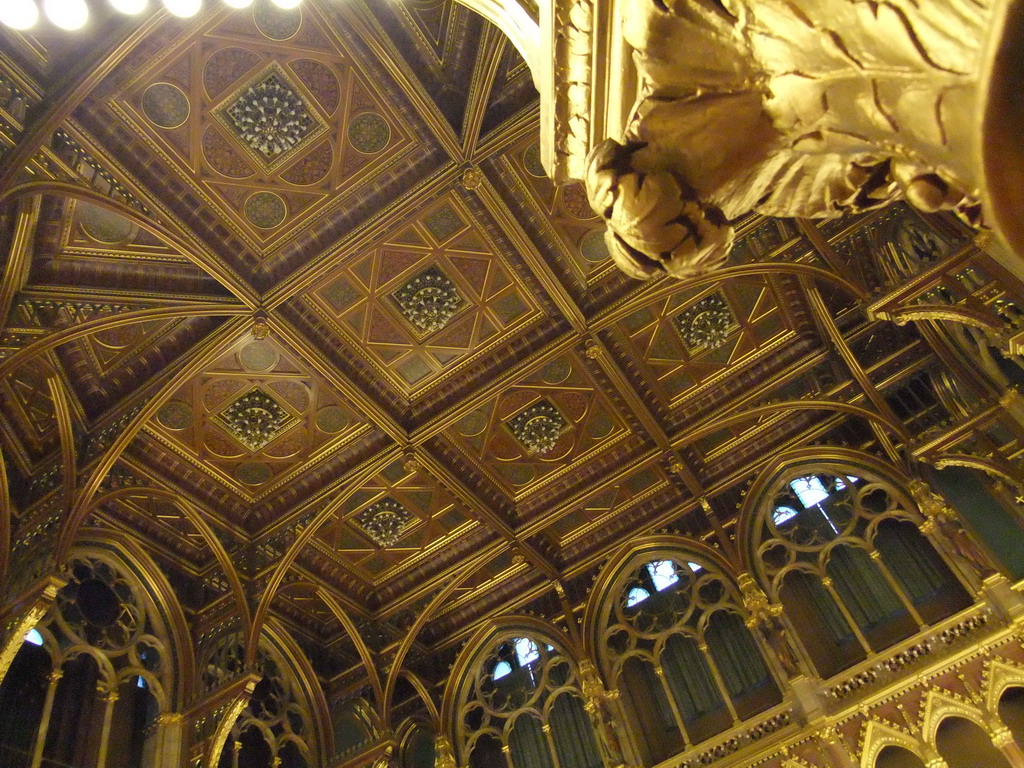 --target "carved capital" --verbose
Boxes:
[435,736,457,768]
